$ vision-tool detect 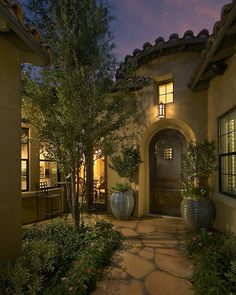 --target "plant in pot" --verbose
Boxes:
[181,140,217,231]
[109,145,141,220]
